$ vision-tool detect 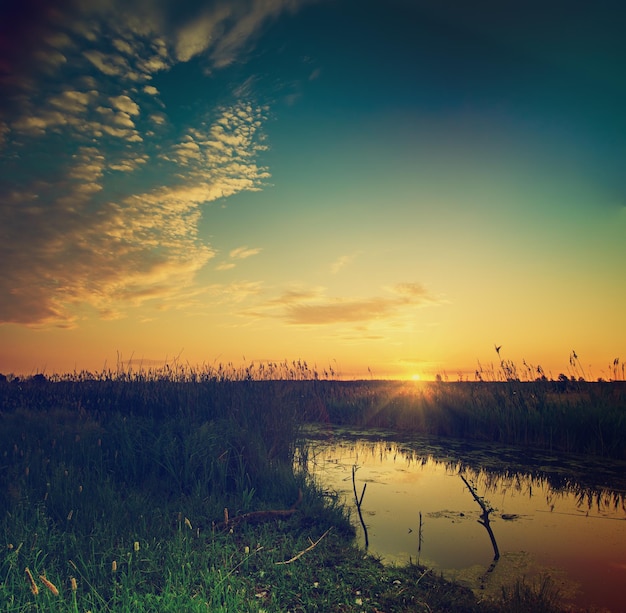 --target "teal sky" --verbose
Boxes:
[1,0,625,379]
